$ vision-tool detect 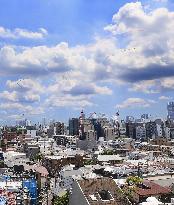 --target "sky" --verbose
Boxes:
[0,0,174,125]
